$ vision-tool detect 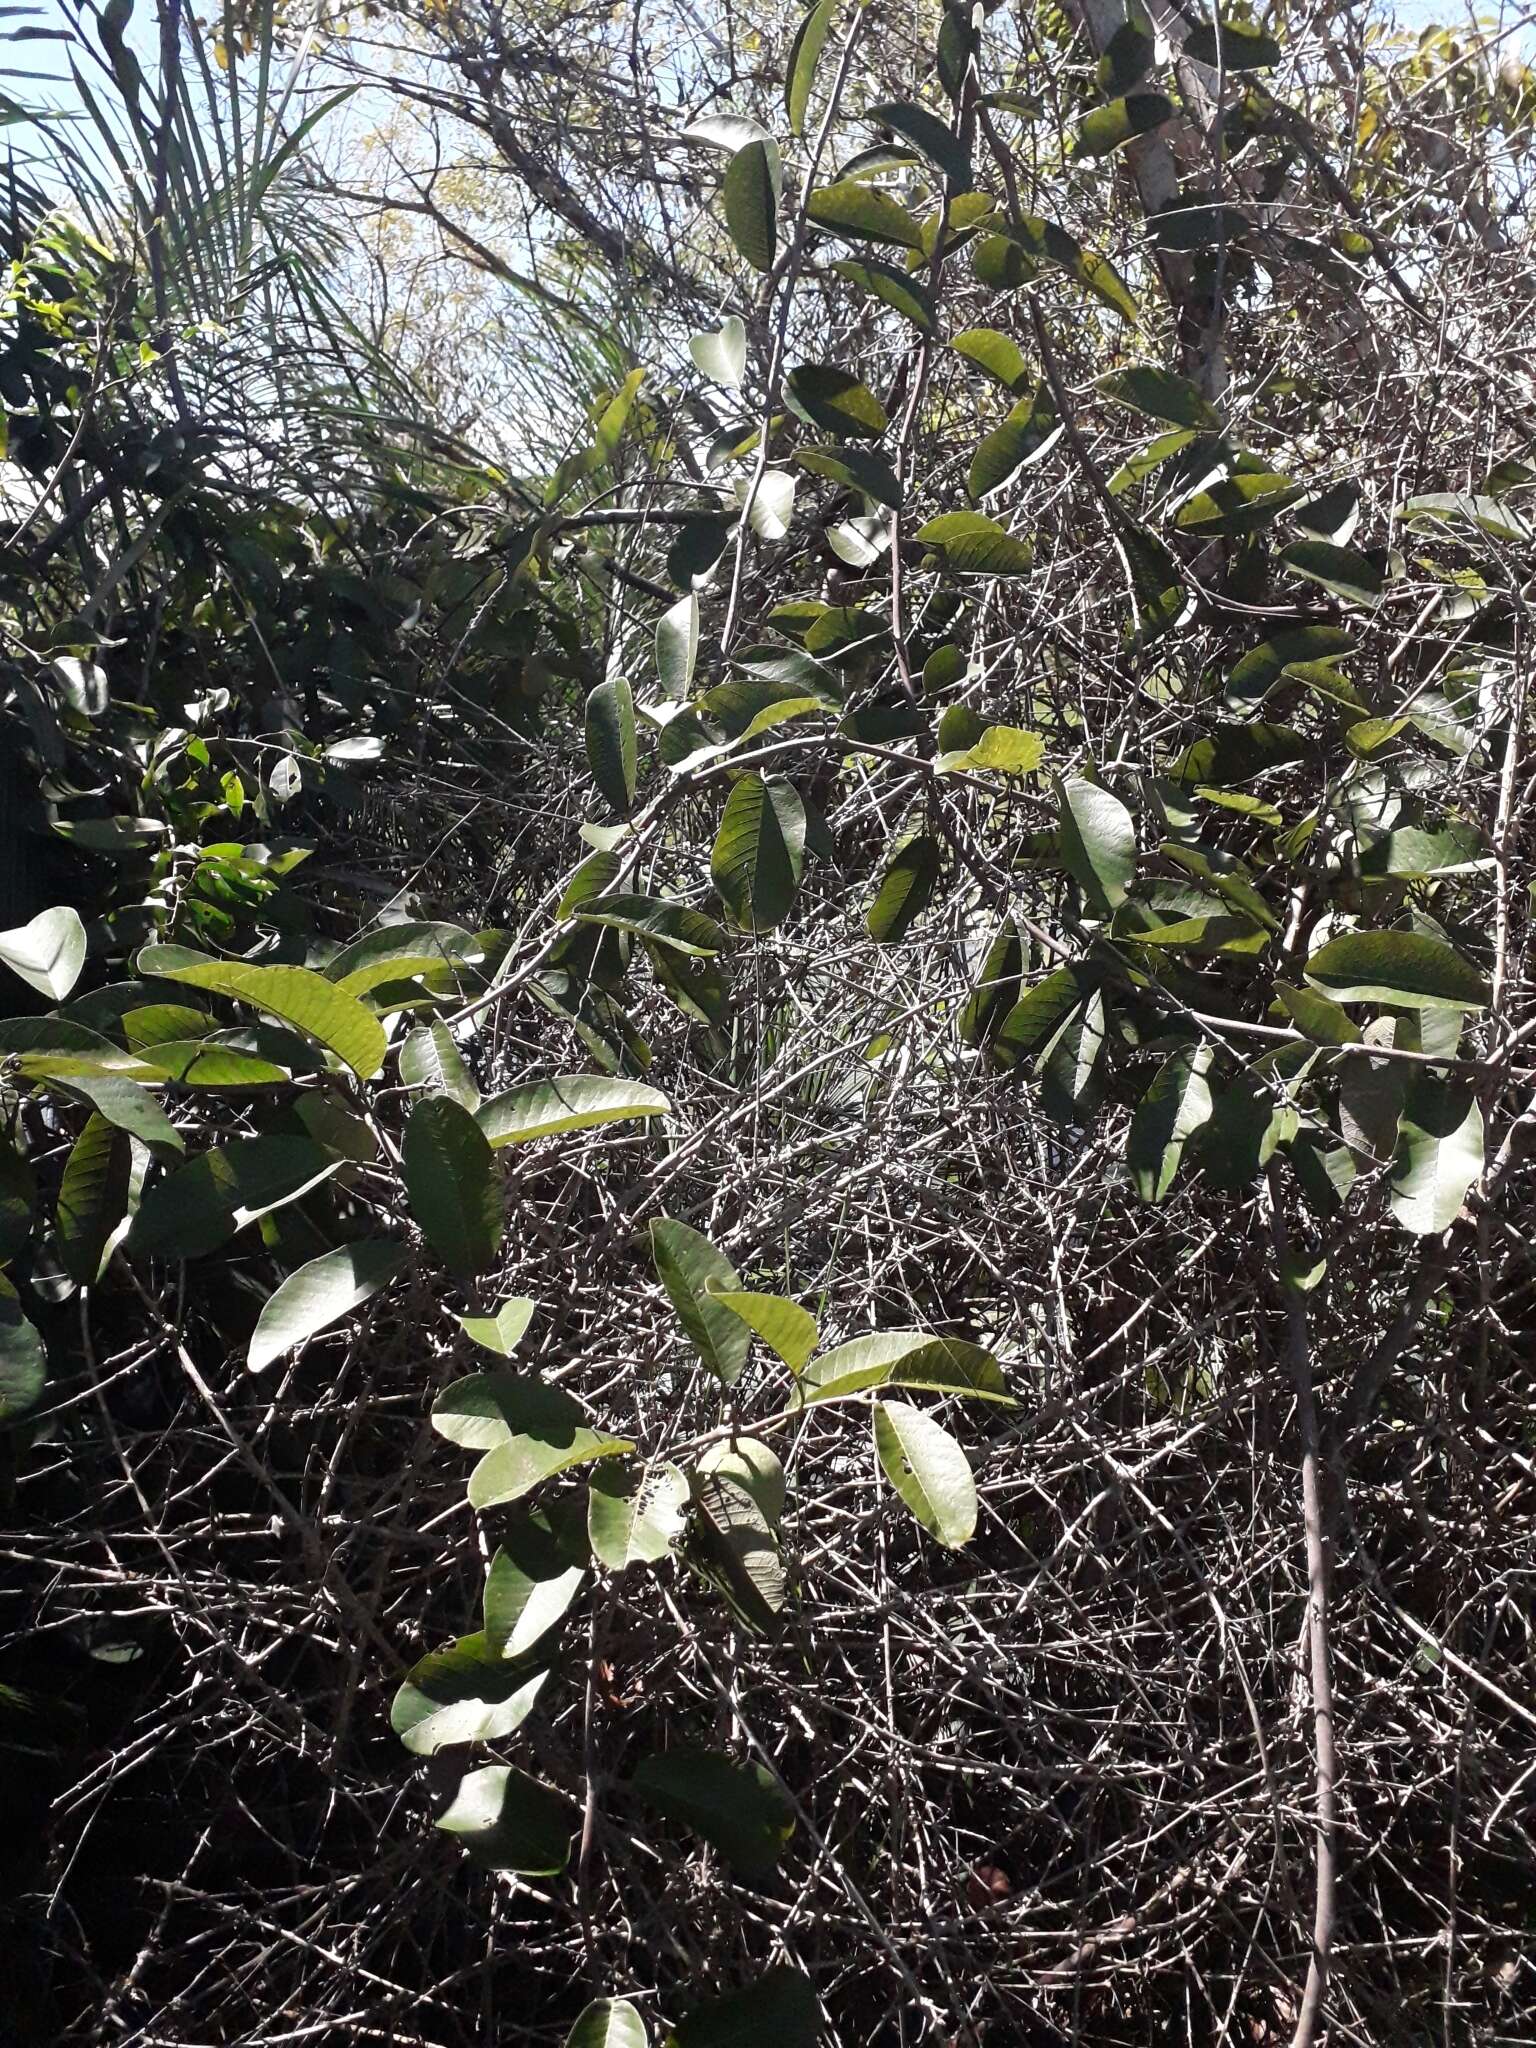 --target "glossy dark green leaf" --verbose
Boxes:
[951,327,1032,393]
[1058,776,1136,913]
[135,951,385,1079]
[795,443,903,508]
[0,1282,45,1425]
[1127,1044,1215,1202]
[586,677,638,815]
[432,1370,632,1505]
[865,99,971,190]
[828,257,936,332]
[434,1763,575,1873]
[785,0,836,134]
[1074,93,1173,158]
[1185,19,1282,68]
[1097,365,1219,429]
[670,1967,821,2048]
[916,511,1033,575]
[391,1633,550,1755]
[128,1137,340,1260]
[711,774,805,931]
[785,363,887,440]
[1278,541,1384,605]
[247,1239,406,1372]
[798,1330,1010,1403]
[968,385,1060,498]
[574,896,725,957]
[866,832,942,941]
[651,1218,751,1385]
[1391,1077,1483,1234]
[56,1112,132,1285]
[403,1097,503,1278]
[1174,471,1304,535]
[722,140,780,271]
[806,179,923,250]
[567,2000,648,2048]
[476,1075,669,1146]
[0,1142,36,1266]
[633,1748,796,1877]
[1303,931,1490,1010]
